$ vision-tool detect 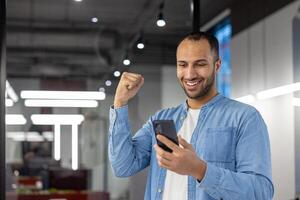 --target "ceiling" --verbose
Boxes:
[6,0,234,82]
